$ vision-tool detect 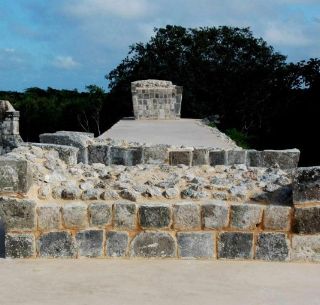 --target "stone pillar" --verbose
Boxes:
[131,79,183,120]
